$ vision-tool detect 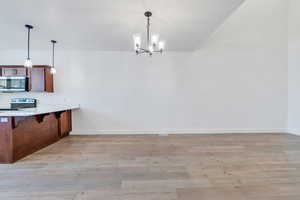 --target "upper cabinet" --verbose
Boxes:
[2,67,27,76]
[0,65,54,93]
